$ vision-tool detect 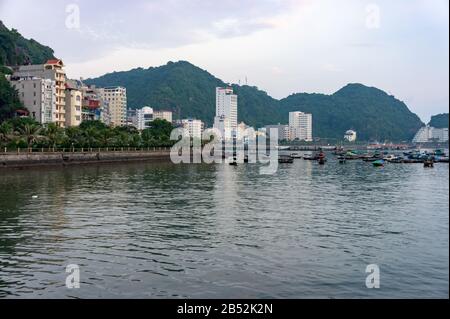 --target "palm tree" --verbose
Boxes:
[65,127,83,149]
[83,126,99,148]
[44,123,62,148]
[18,123,43,148]
[0,122,15,145]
